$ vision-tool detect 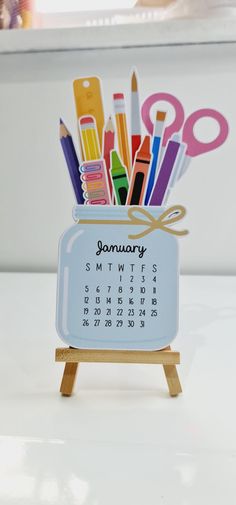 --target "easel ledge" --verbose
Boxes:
[55,346,182,397]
